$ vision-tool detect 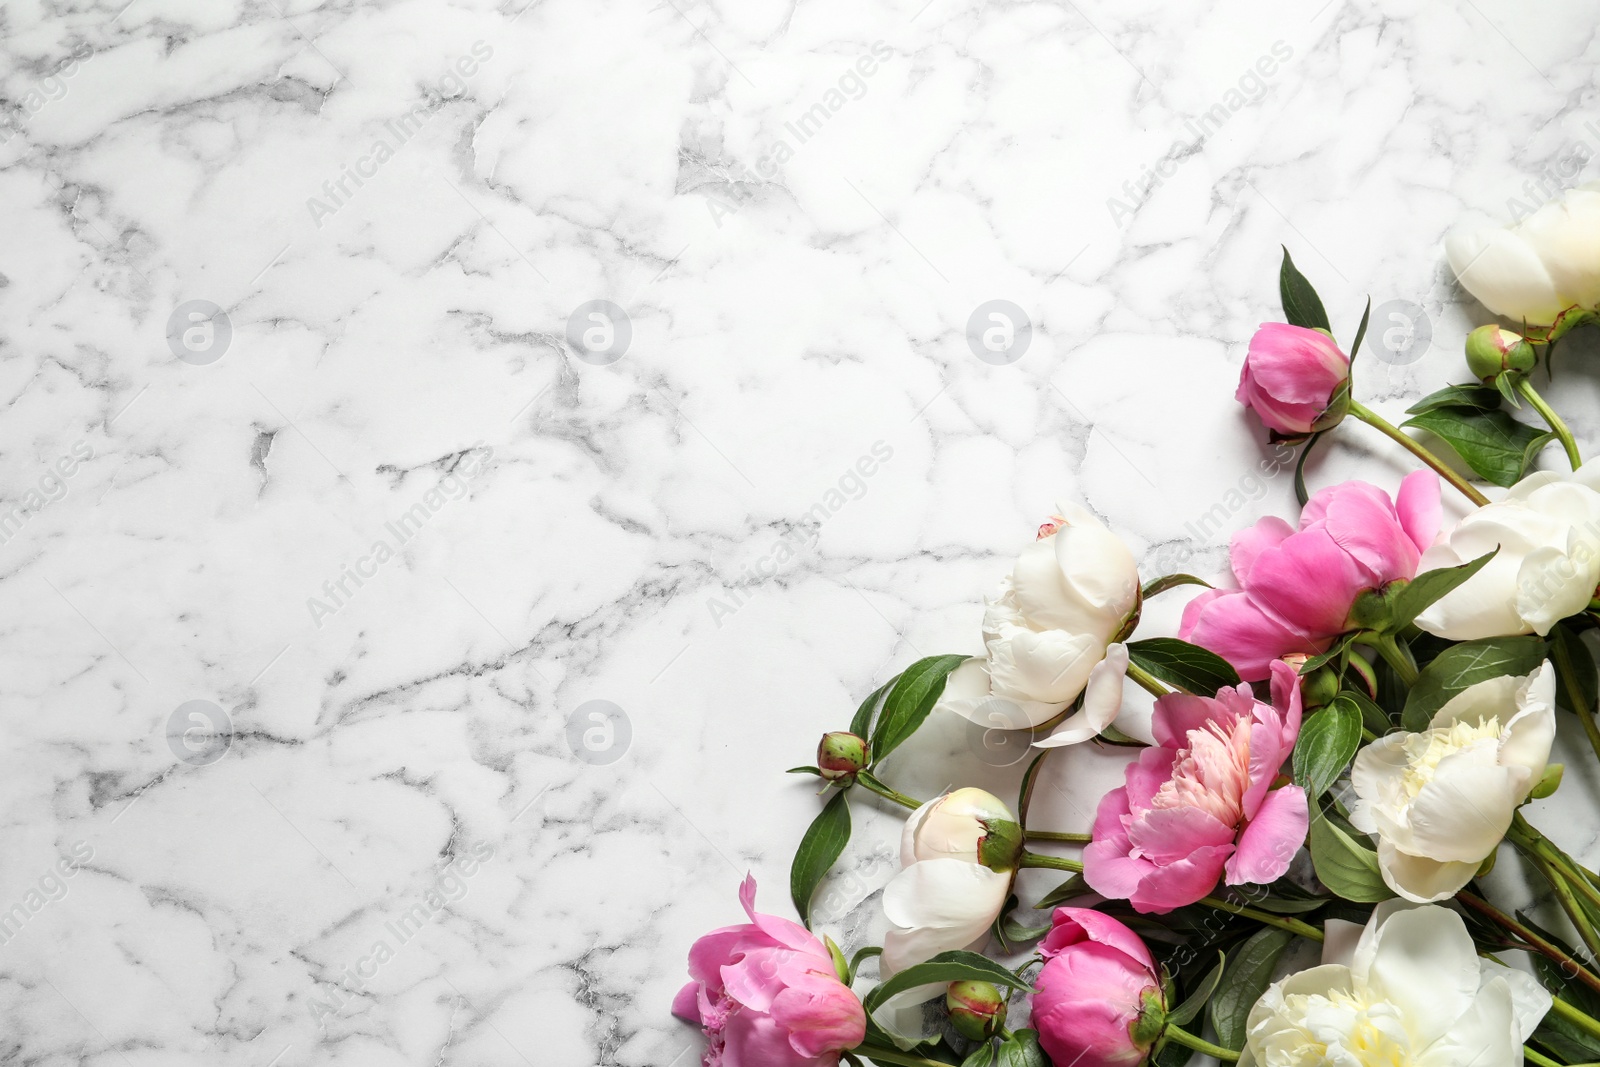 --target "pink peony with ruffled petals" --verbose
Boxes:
[672,876,865,1067]
[1180,472,1441,680]
[1083,662,1308,914]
